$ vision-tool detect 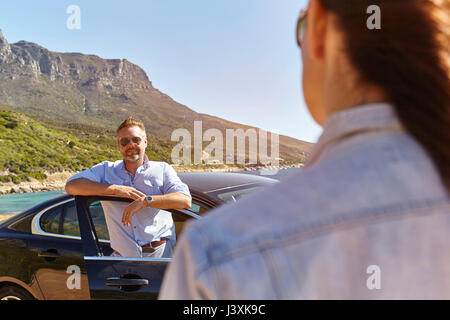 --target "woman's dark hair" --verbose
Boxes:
[320,0,450,191]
